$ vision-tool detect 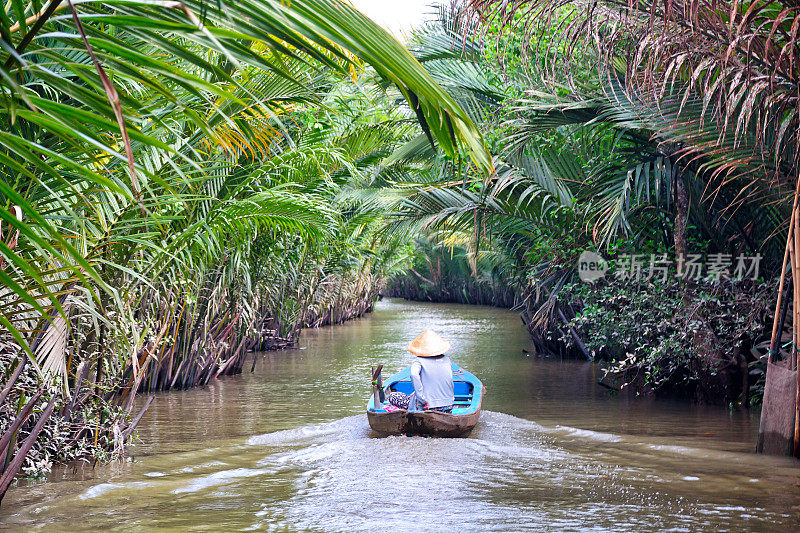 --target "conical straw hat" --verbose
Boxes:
[406,329,451,357]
